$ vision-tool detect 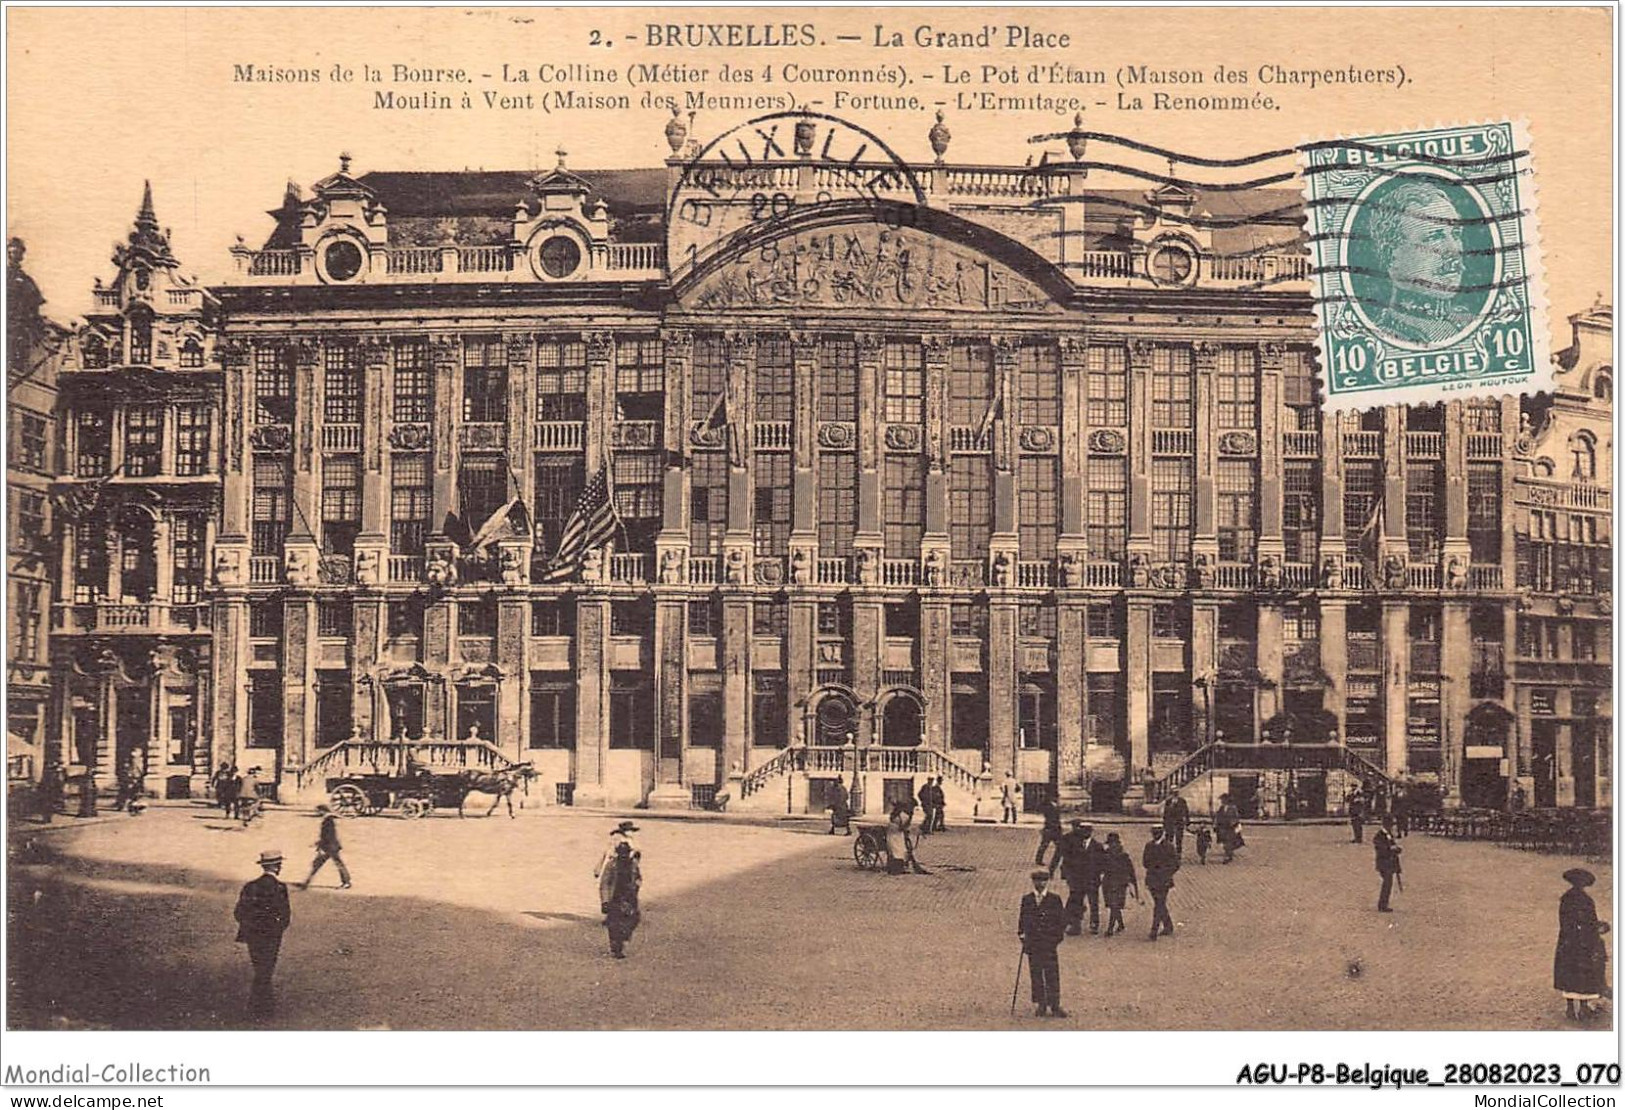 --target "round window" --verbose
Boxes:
[1149,243,1195,286]
[537,235,582,279]
[323,240,365,282]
